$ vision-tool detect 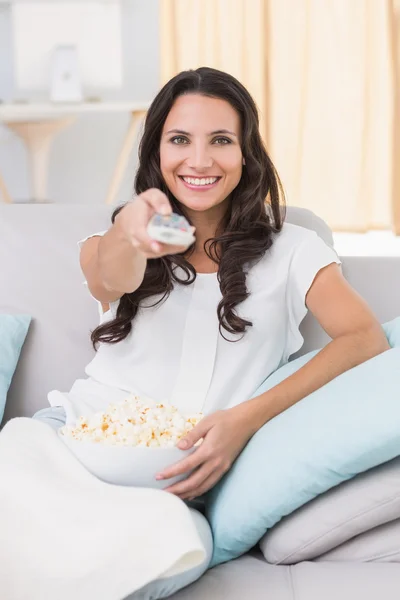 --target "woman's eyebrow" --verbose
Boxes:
[165,128,237,137]
[211,129,237,136]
